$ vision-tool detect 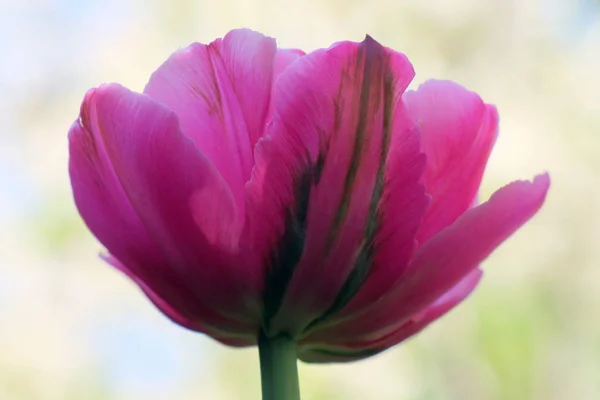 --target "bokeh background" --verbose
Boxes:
[1,0,598,399]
